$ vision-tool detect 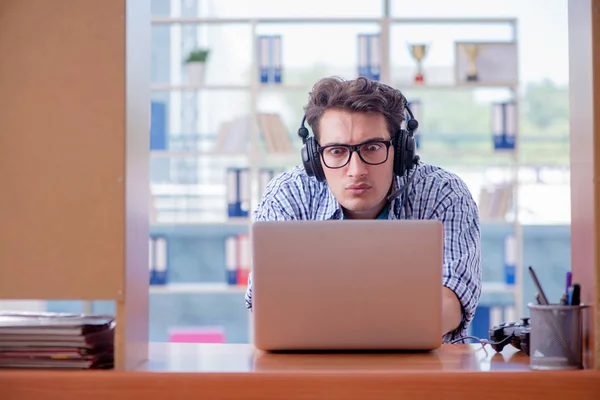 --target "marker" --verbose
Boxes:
[566,271,572,294]
[571,284,581,306]
[567,286,574,305]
